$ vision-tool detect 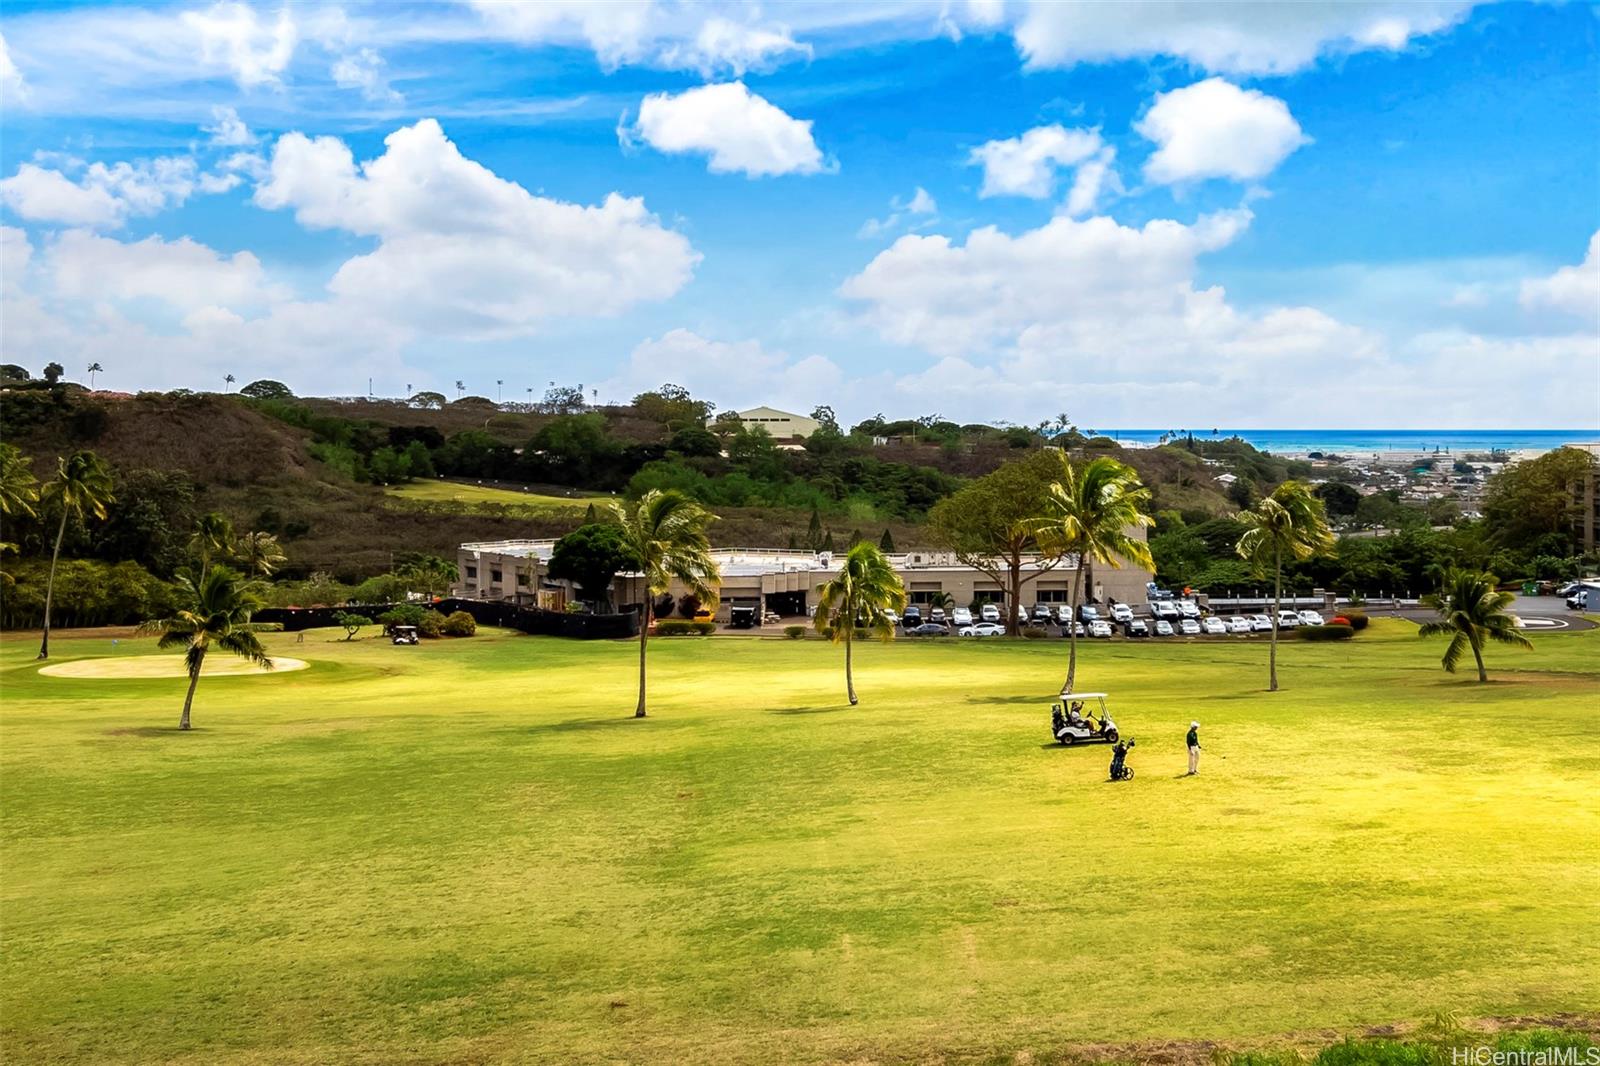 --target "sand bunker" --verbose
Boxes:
[38,656,311,680]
